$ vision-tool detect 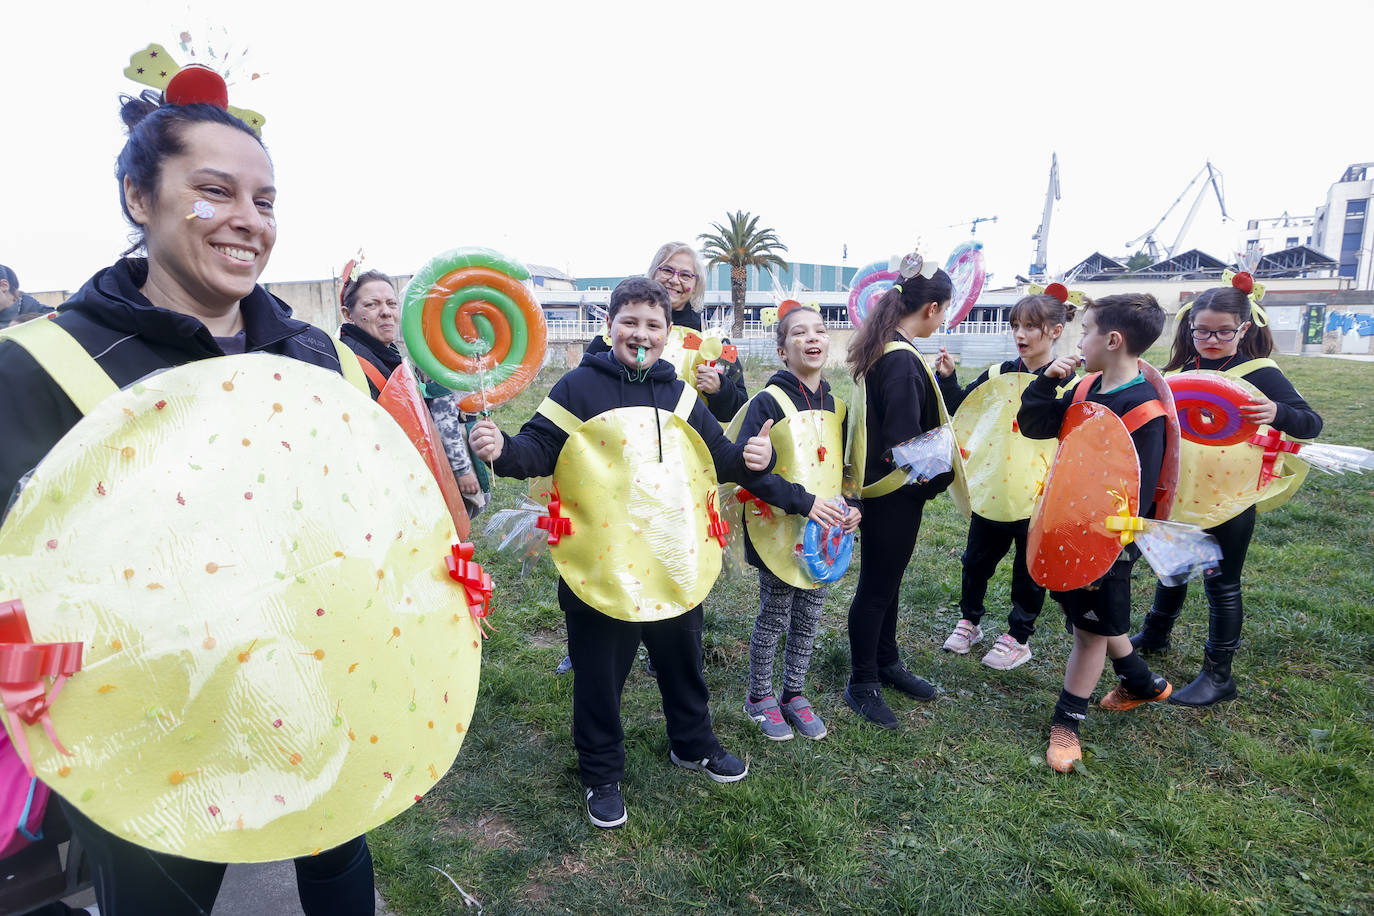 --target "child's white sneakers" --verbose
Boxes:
[942,619,983,654]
